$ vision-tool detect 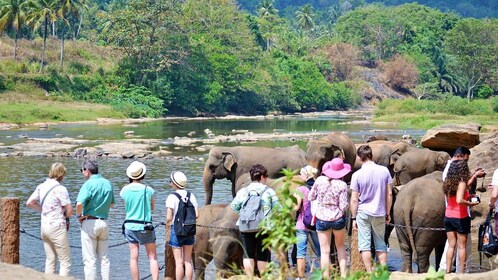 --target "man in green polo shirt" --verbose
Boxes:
[76,159,115,280]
